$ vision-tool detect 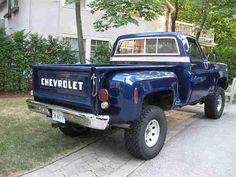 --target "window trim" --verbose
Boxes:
[90,39,110,59]
[115,36,180,56]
